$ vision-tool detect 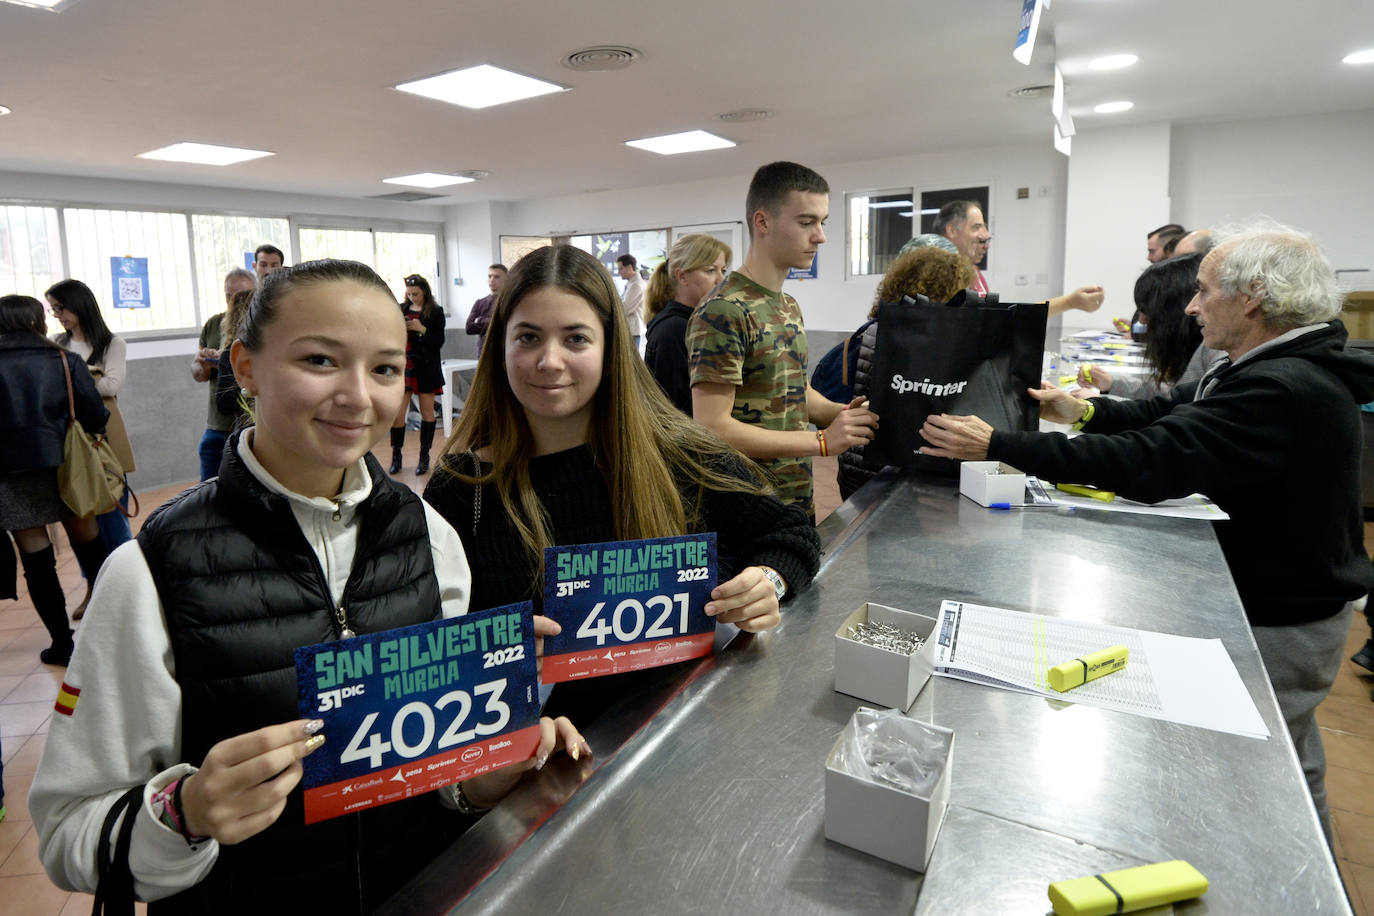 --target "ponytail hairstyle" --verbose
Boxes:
[45,279,114,366]
[645,233,732,323]
[440,244,763,590]
[403,274,439,320]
